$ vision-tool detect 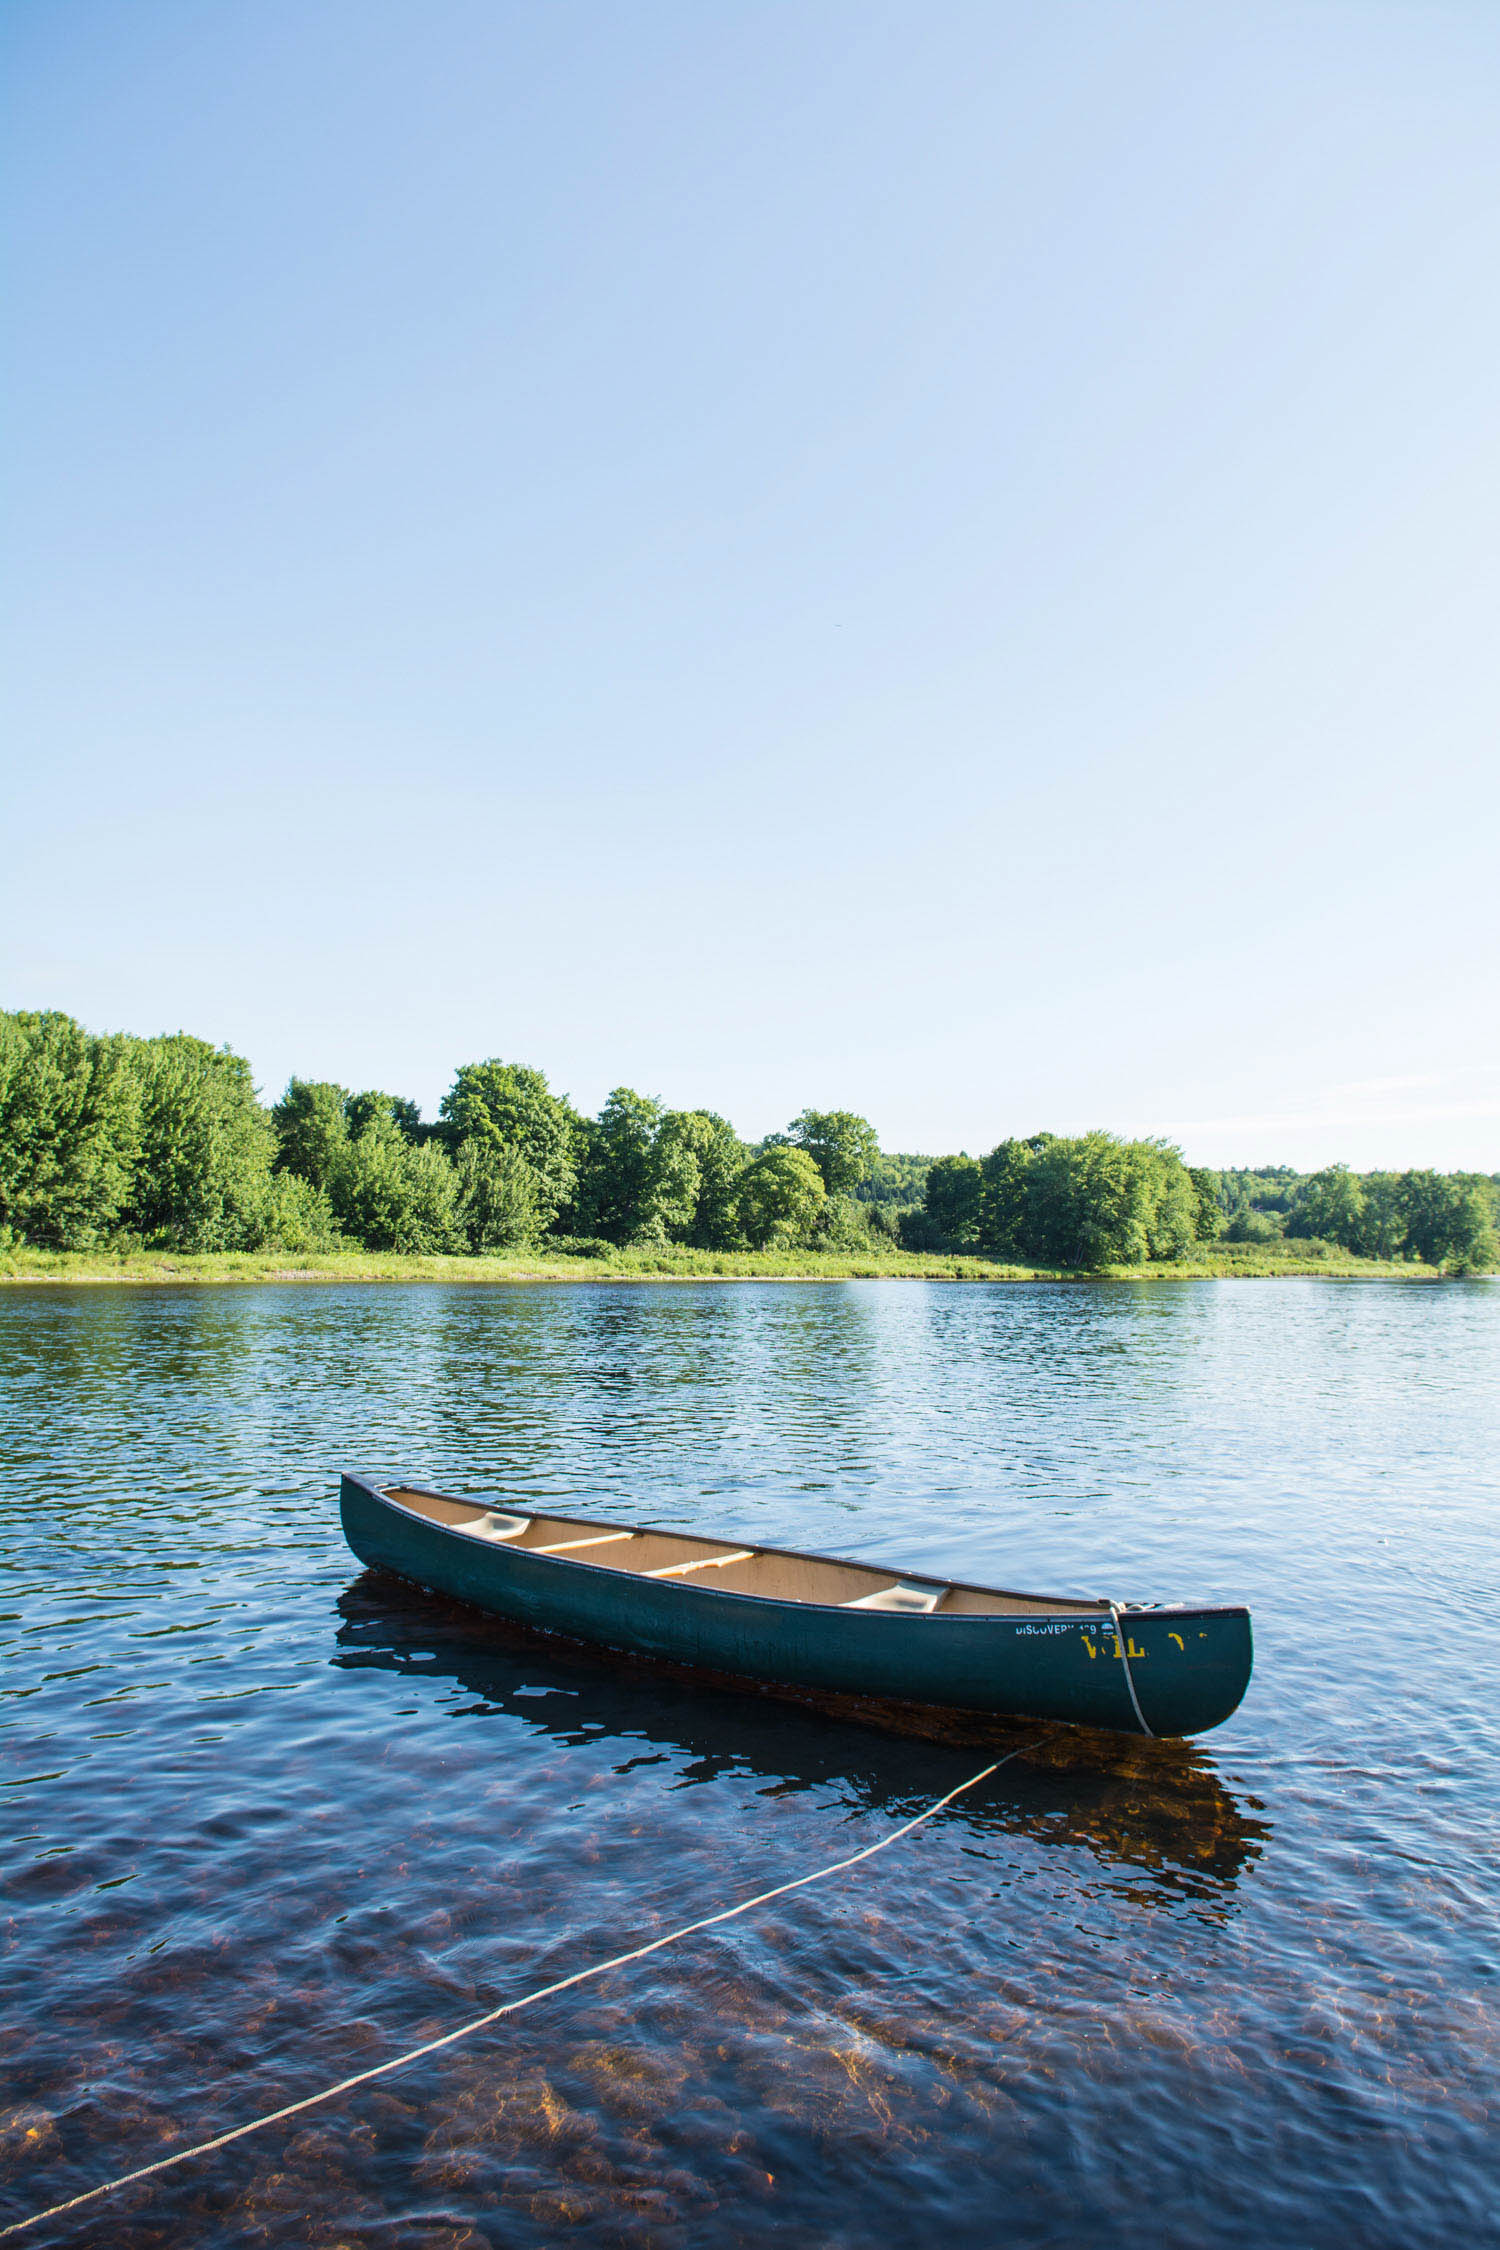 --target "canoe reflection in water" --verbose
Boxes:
[334,1573,1268,1906]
